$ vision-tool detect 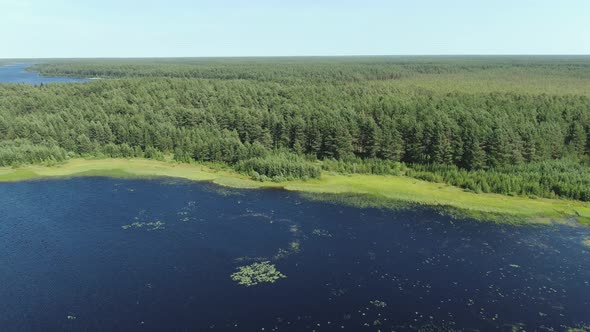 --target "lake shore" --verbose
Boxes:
[1,158,589,225]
